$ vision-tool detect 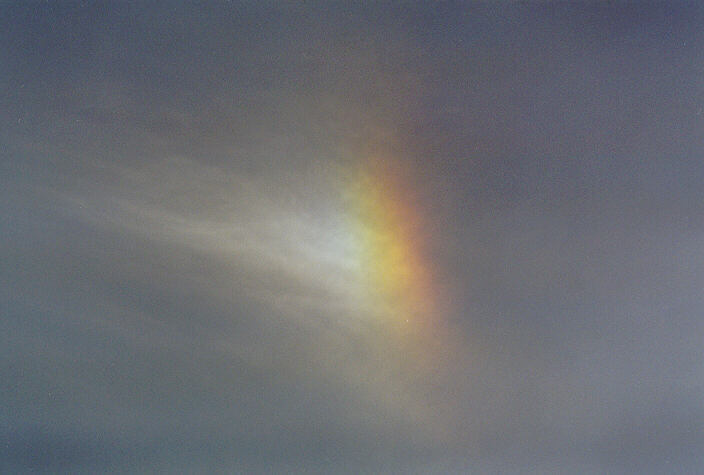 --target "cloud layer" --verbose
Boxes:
[2,3,704,472]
